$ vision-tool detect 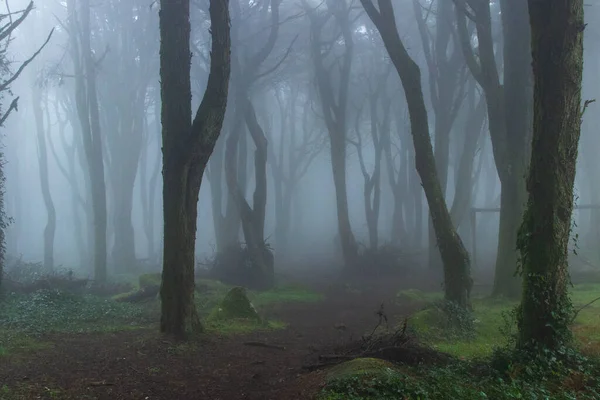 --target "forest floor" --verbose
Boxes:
[0,269,424,400]
[3,268,600,399]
